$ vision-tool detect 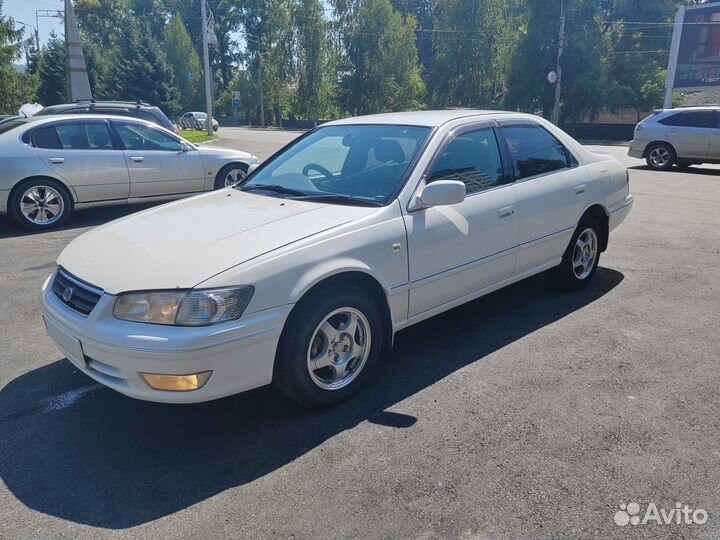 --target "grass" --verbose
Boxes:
[181,130,219,144]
